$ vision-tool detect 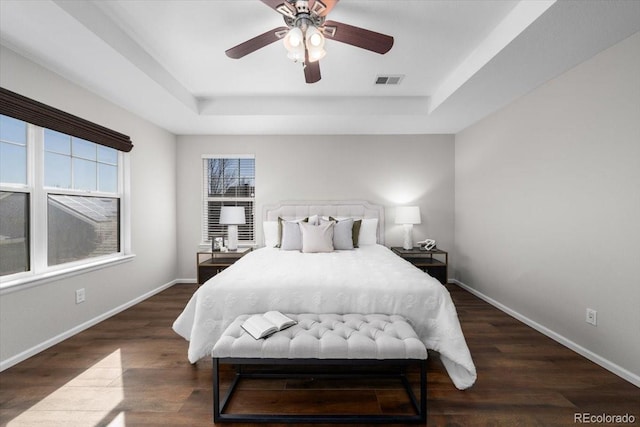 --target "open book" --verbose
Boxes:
[241,311,297,340]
